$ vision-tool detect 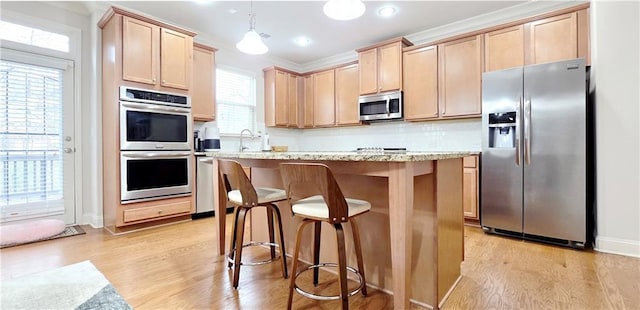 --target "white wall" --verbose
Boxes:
[591,1,640,257]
